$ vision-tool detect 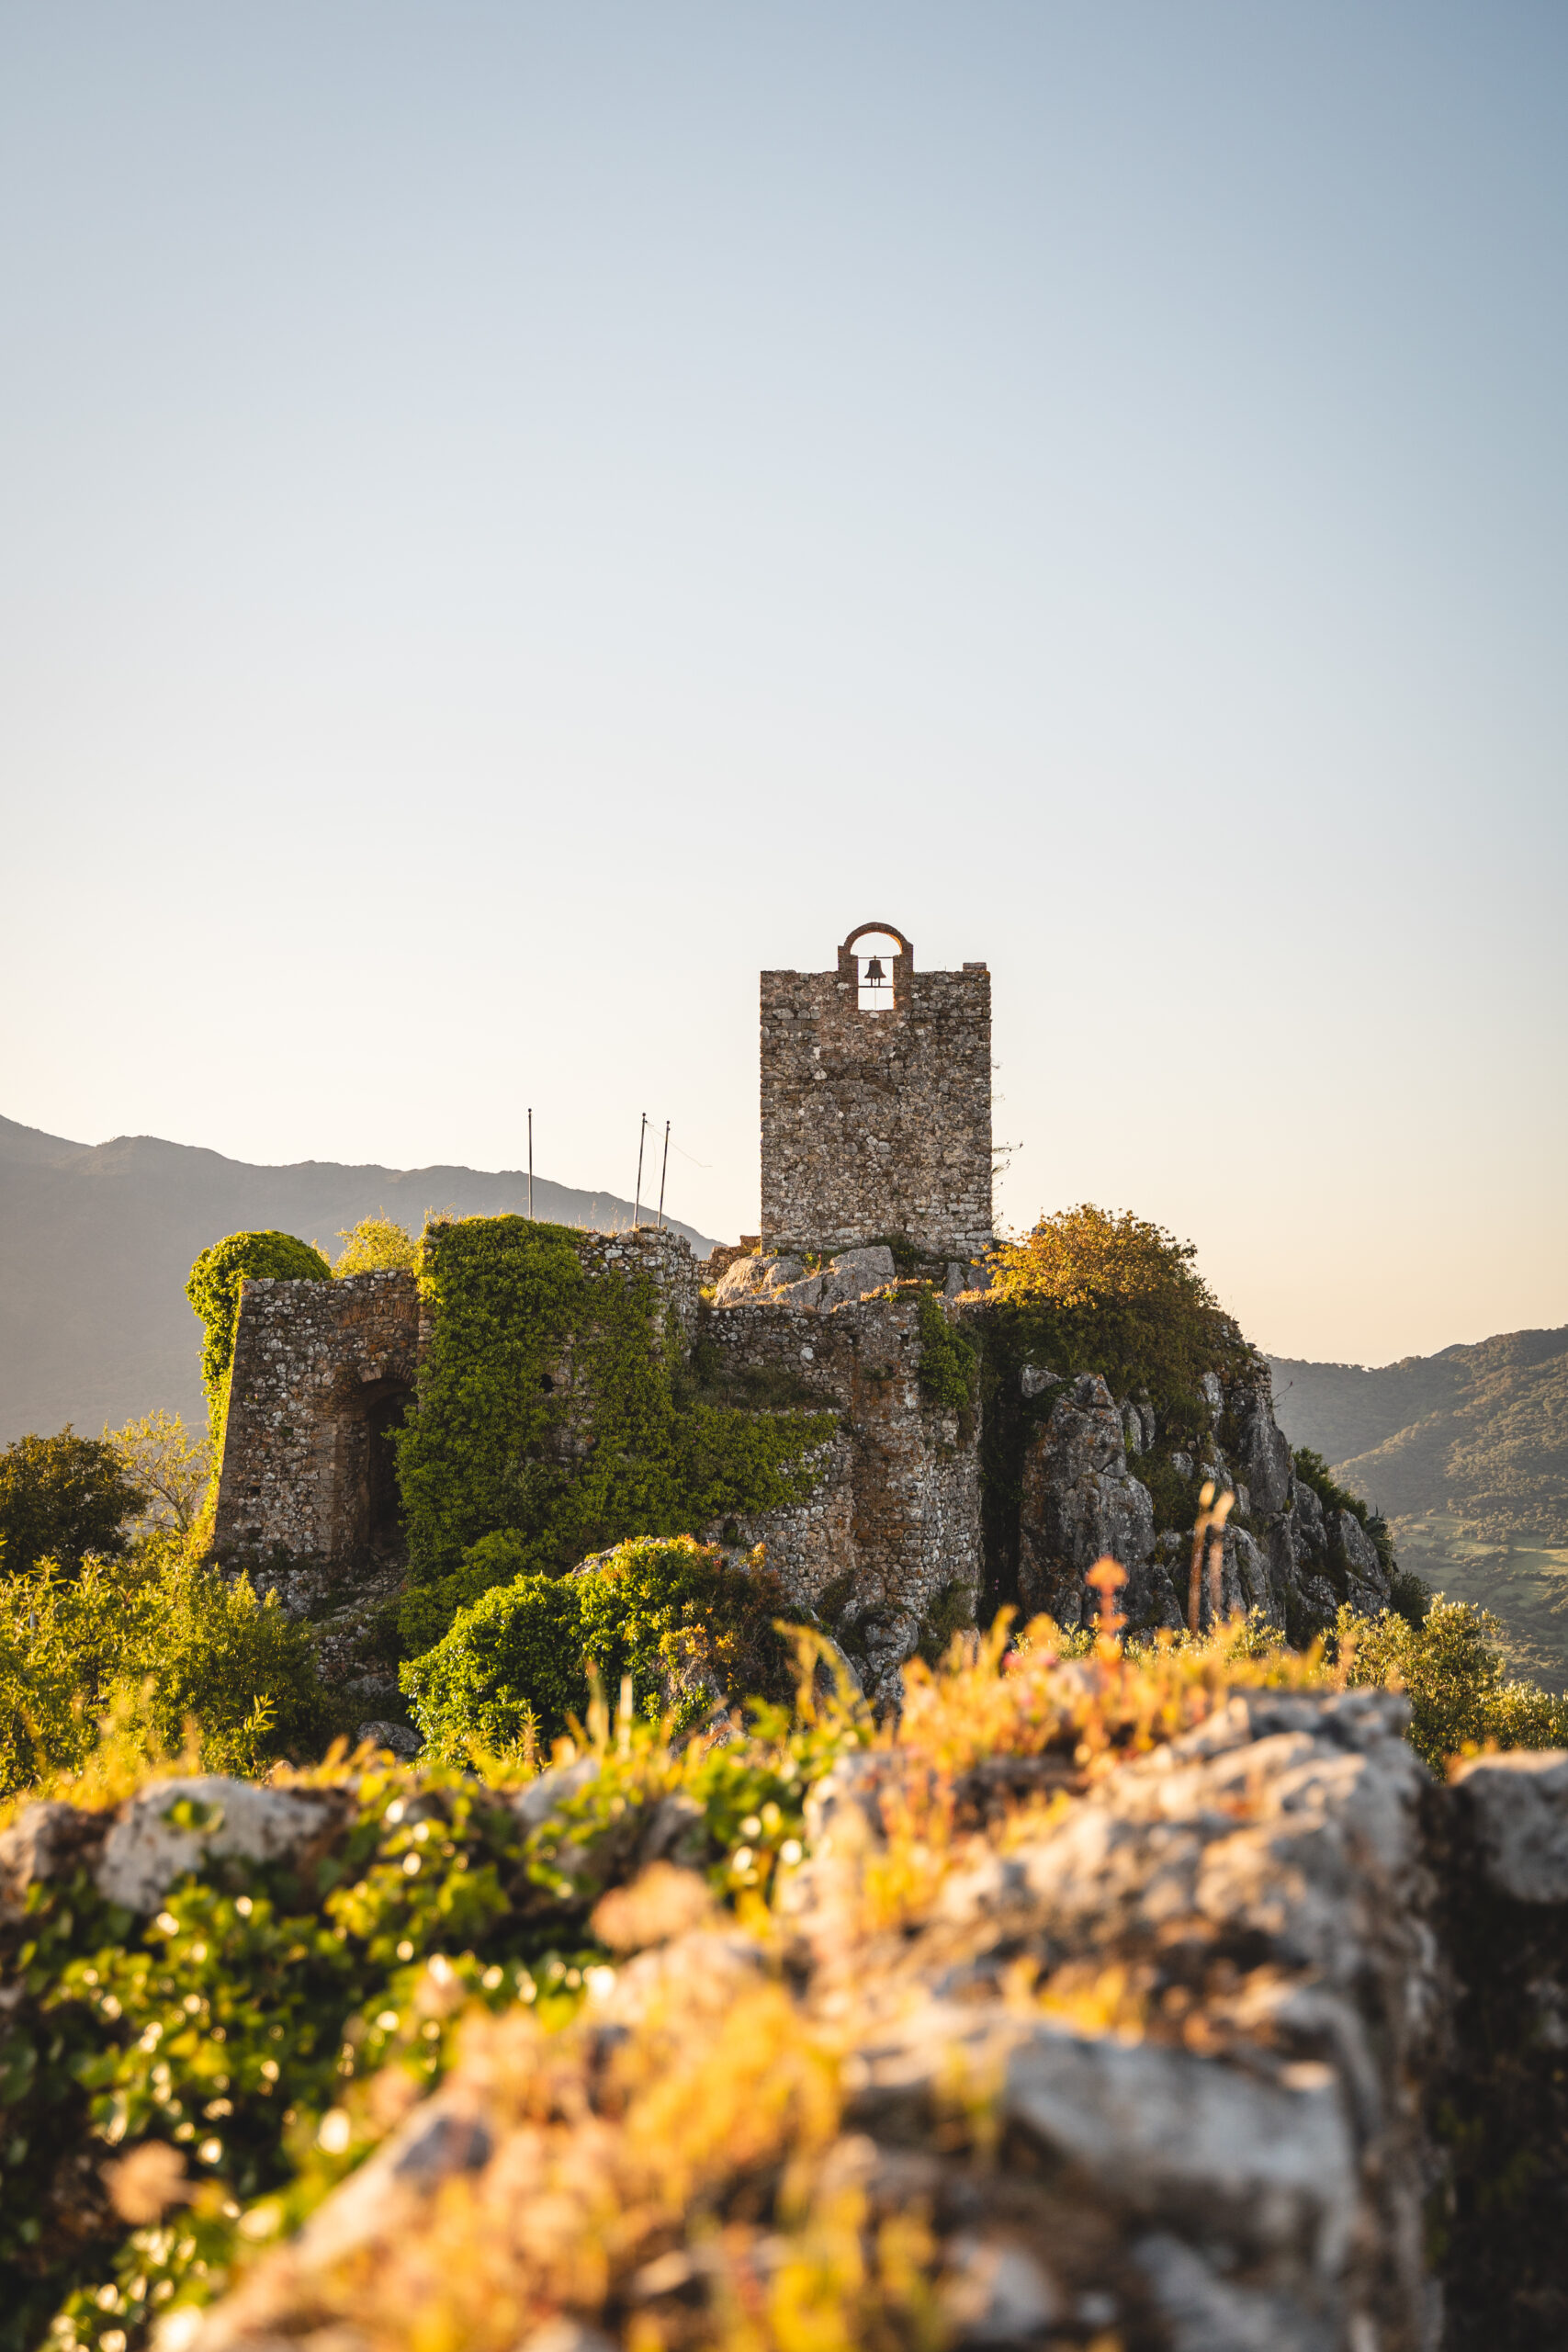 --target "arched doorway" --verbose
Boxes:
[359,1379,413,1552]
